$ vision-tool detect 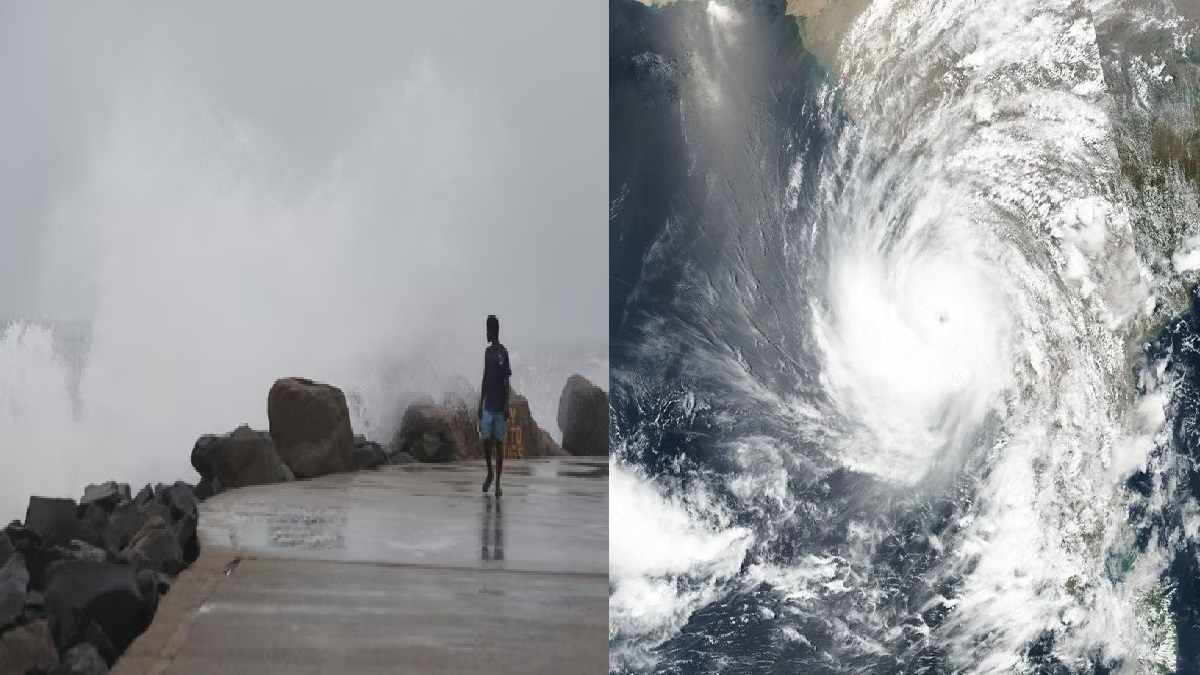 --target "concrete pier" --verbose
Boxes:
[114,459,608,674]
